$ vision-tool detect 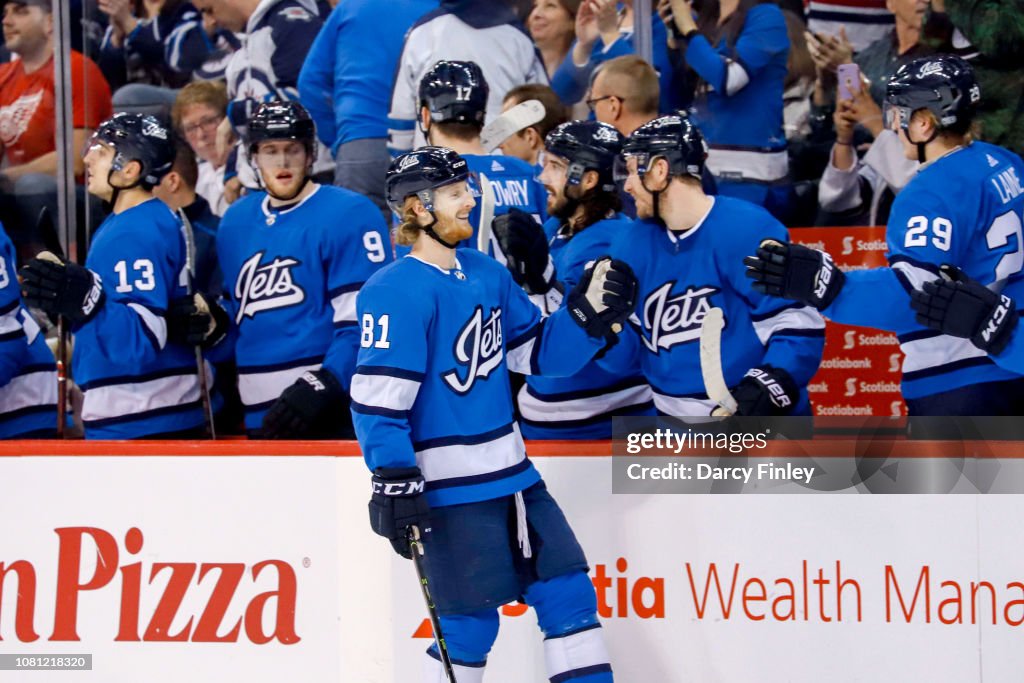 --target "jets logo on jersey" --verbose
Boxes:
[442,305,504,394]
[234,251,306,323]
[641,281,719,353]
